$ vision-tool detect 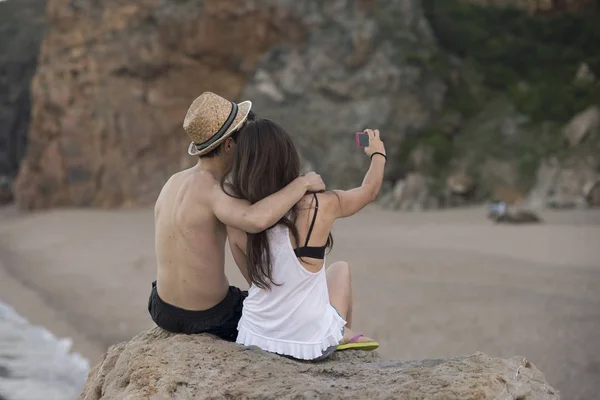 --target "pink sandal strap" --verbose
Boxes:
[348,334,364,344]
